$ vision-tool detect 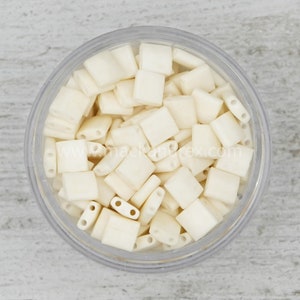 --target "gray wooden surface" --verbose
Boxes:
[1,0,299,299]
